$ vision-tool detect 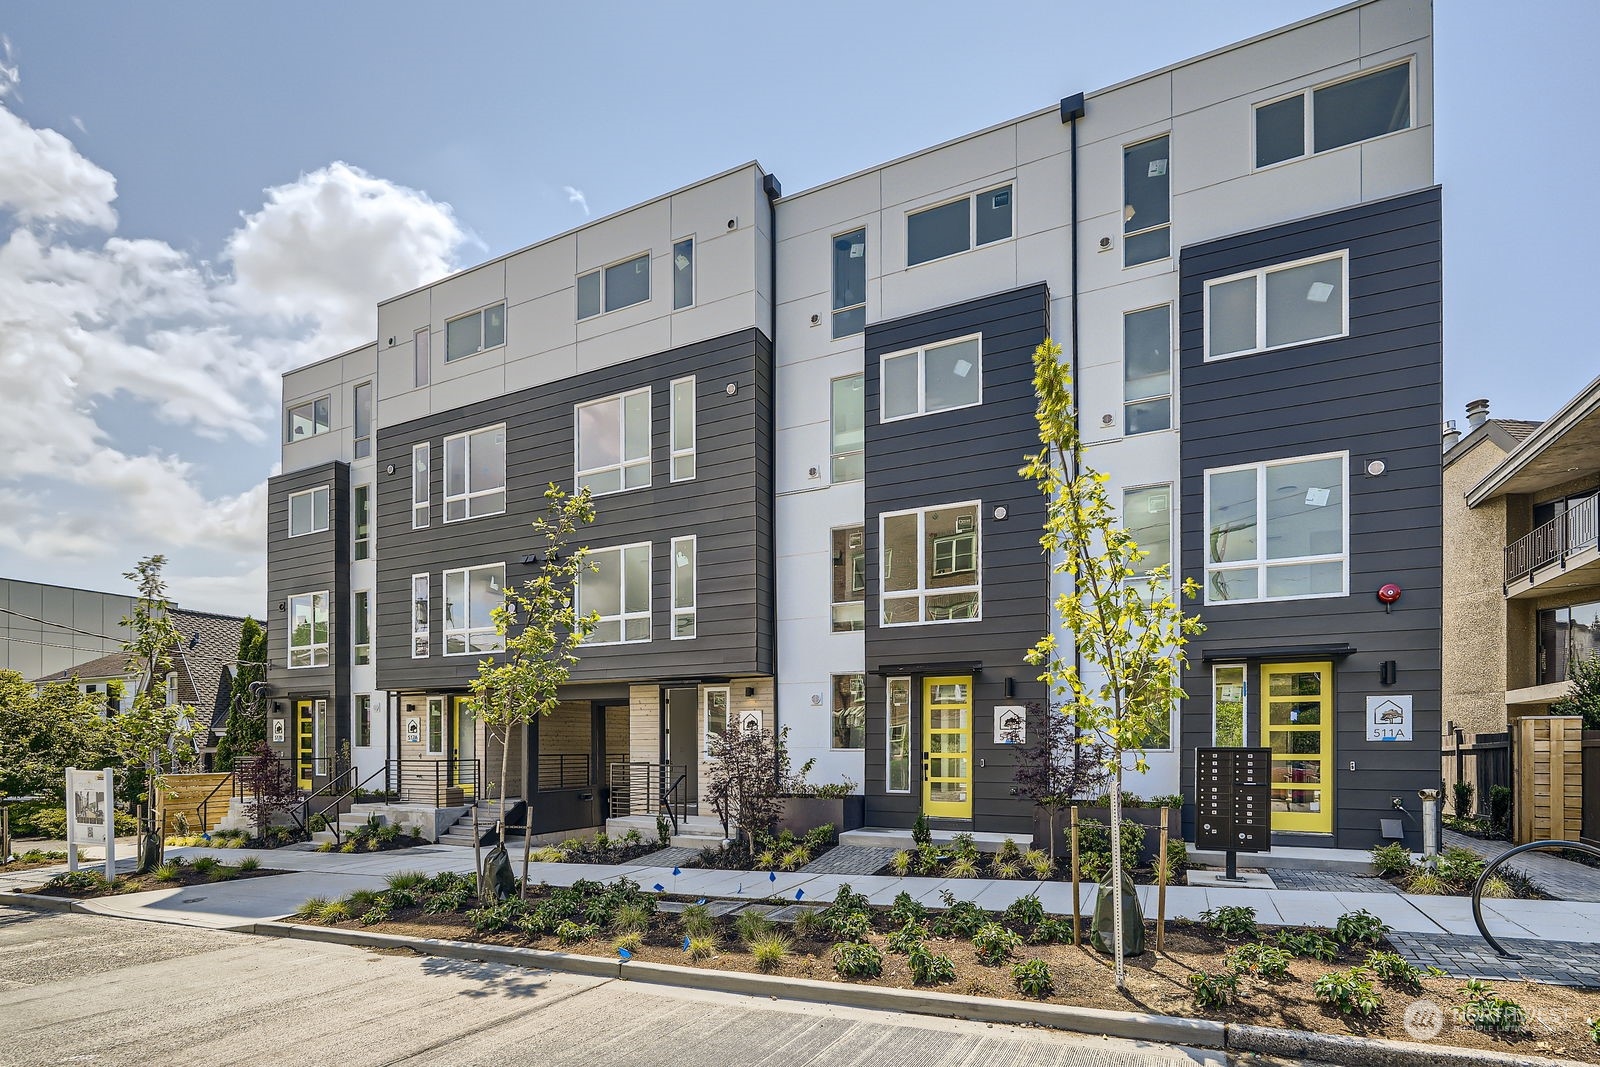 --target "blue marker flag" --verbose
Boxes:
[695,898,706,905]
[795,889,805,900]
[682,936,691,952]
[618,947,633,961]
[653,883,665,892]
[672,867,681,876]
[769,871,777,882]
